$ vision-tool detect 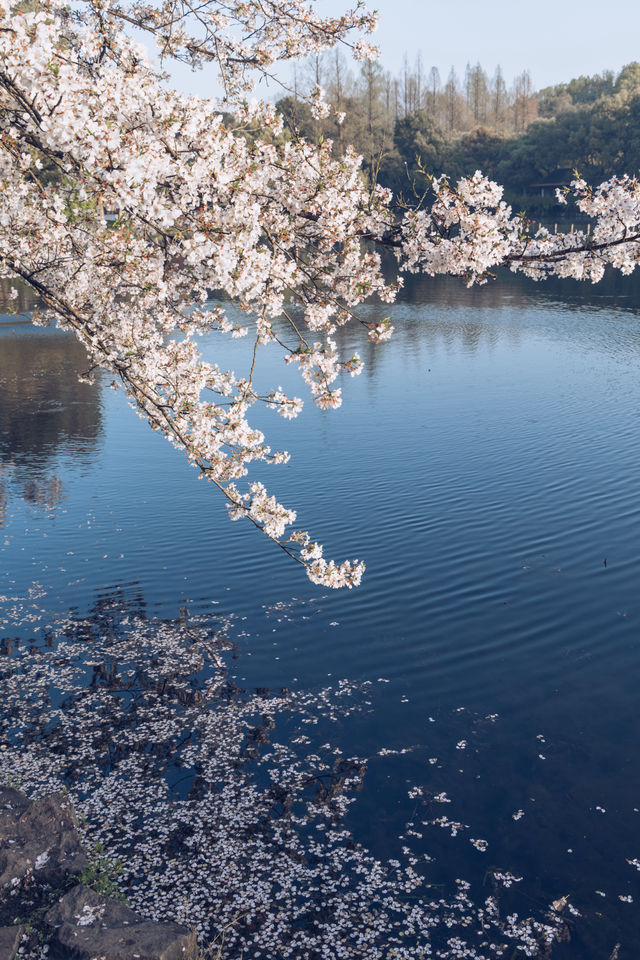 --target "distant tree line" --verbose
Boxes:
[276,56,640,211]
